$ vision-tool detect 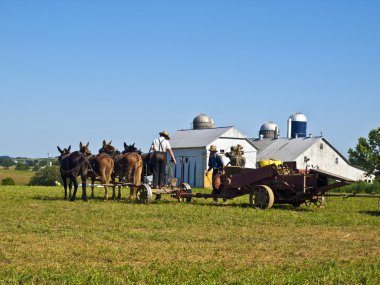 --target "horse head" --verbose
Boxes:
[99,140,116,155]
[57,145,71,162]
[122,142,142,154]
[79,142,92,156]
